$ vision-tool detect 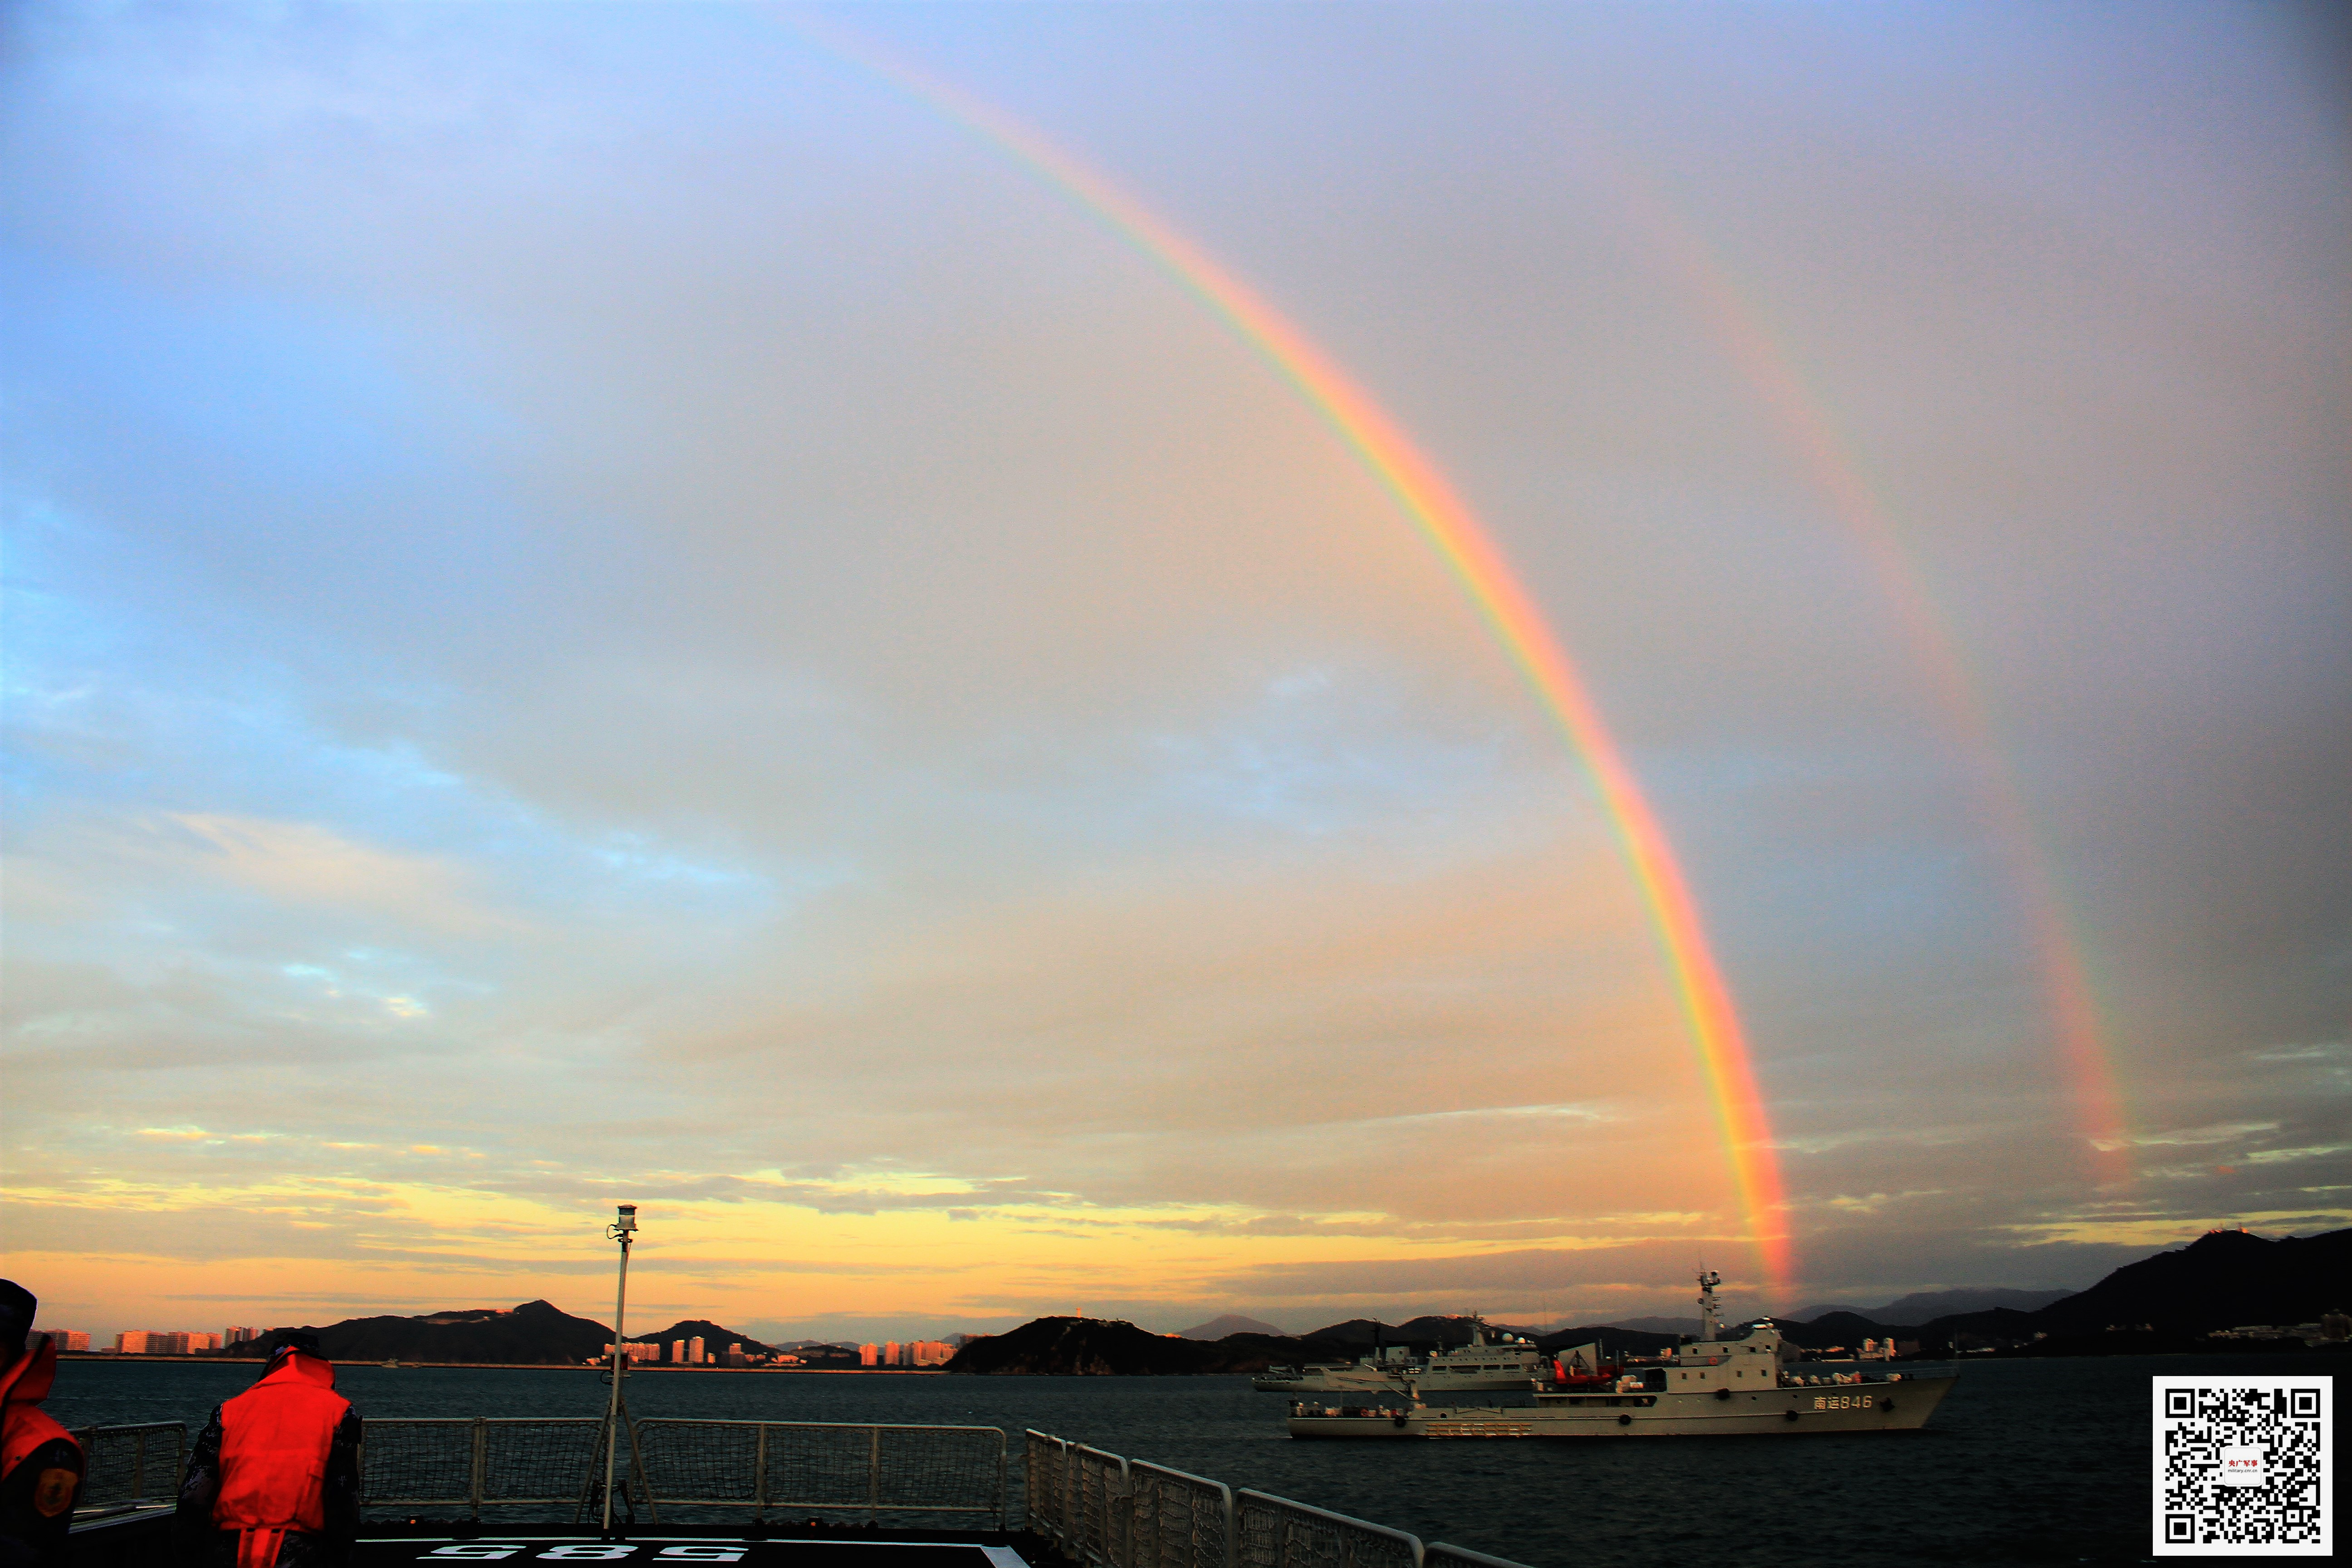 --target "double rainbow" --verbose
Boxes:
[802,23,1793,1289]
